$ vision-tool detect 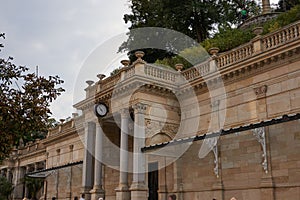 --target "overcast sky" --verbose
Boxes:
[0,0,279,121]
[0,0,131,120]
